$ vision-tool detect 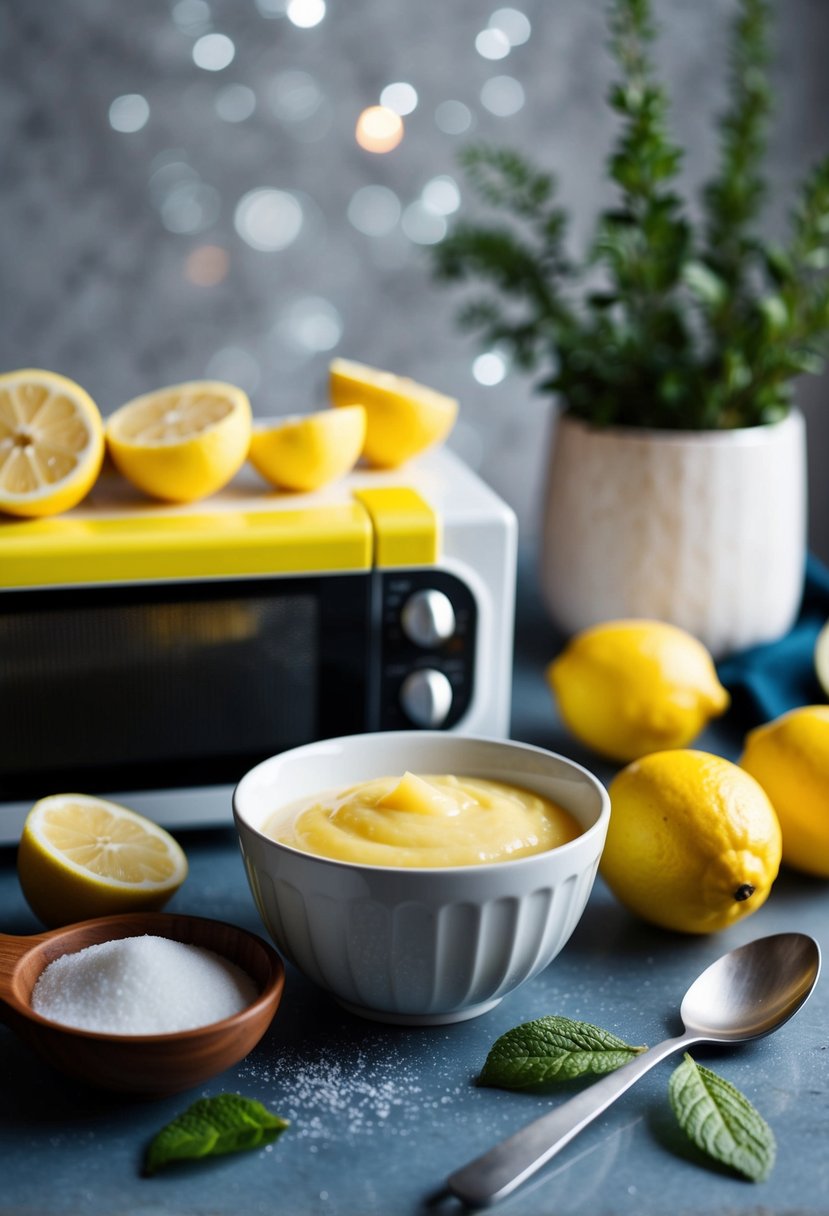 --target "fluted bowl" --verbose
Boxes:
[233,732,610,1025]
